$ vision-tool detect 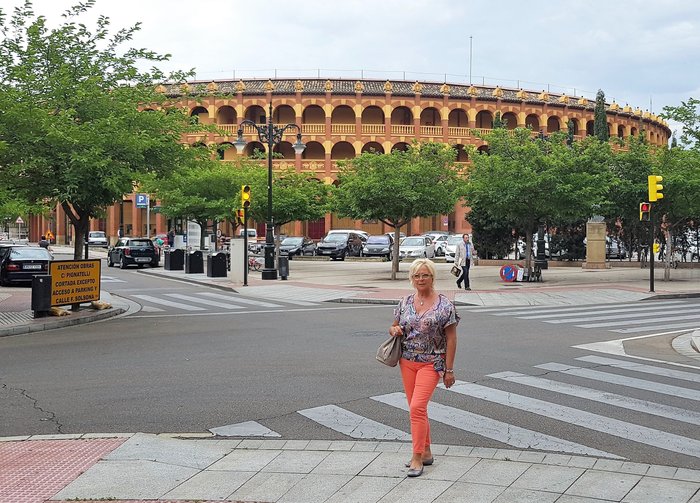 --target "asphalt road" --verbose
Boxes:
[1,263,700,469]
